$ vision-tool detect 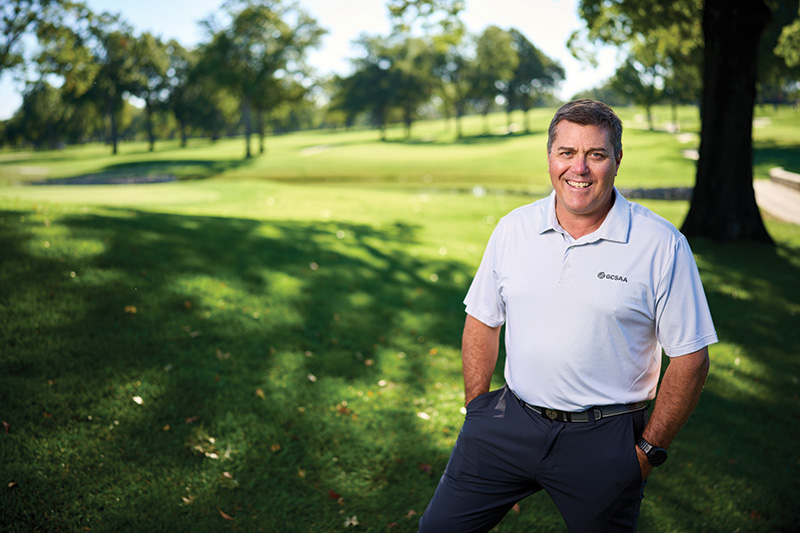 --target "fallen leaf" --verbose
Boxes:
[429,347,439,356]
[344,515,359,527]
[405,510,417,519]
[184,300,193,310]
[161,424,171,431]
[218,508,234,521]
[418,463,432,475]
[132,396,143,405]
[185,416,200,424]
[8,482,18,489]
[124,306,137,314]
[2,421,9,434]
[255,388,266,400]
[297,468,306,478]
[270,443,281,453]
[308,373,317,383]
[222,472,233,479]
[328,489,341,500]
[43,412,53,418]
[222,444,234,459]
[215,348,231,360]
[512,503,521,514]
